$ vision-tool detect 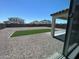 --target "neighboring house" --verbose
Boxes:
[31,21,40,24]
[31,20,51,24]
[40,20,51,24]
[4,17,24,24]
